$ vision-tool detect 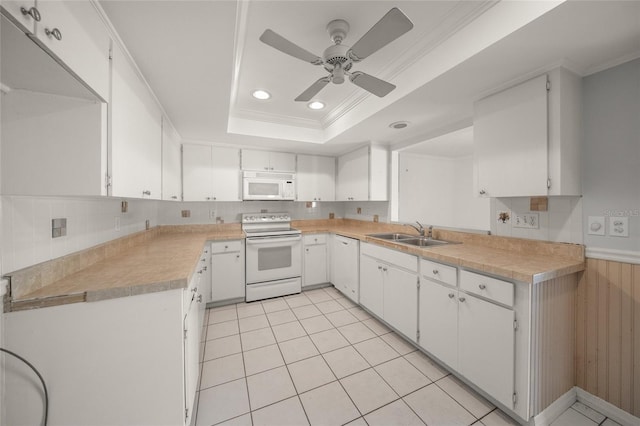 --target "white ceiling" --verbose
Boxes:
[99,0,640,156]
